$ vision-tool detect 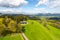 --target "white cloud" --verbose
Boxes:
[34,8,48,13]
[48,0,60,8]
[0,0,28,7]
[35,0,60,13]
[0,8,24,14]
[25,8,48,14]
[36,0,49,7]
[36,0,60,8]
